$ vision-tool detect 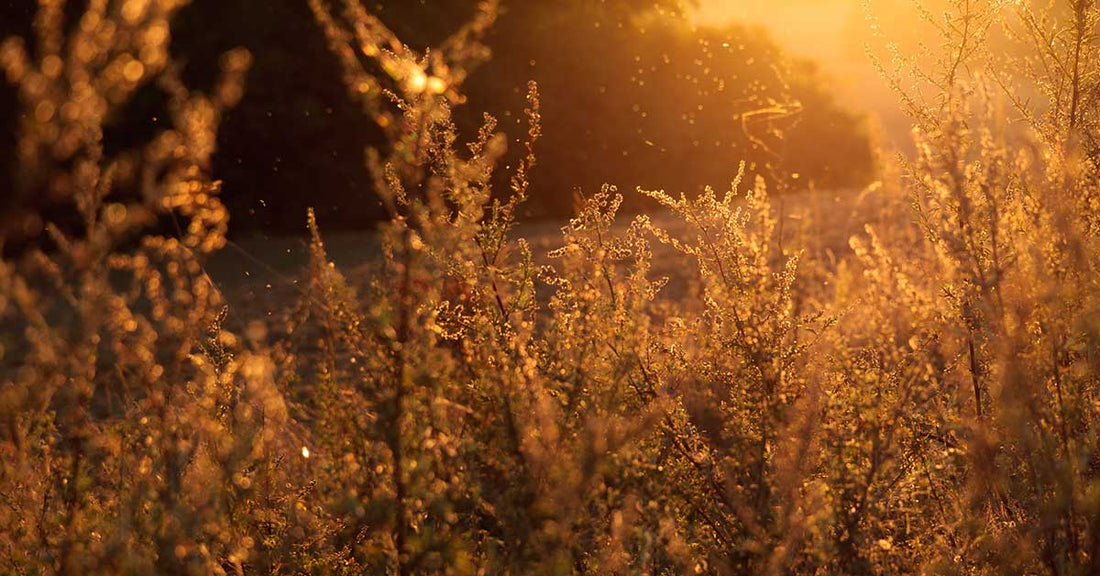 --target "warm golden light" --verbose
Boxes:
[695,0,936,148]
[2,0,1098,573]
